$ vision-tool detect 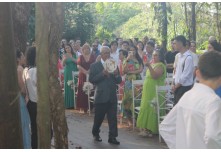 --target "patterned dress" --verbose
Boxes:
[122,59,142,118]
